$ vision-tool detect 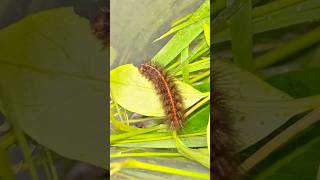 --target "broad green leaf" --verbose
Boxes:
[110,64,206,117]
[0,8,107,168]
[214,60,320,149]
